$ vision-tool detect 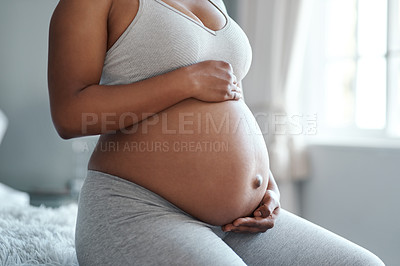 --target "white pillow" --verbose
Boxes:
[0,182,30,206]
[0,109,7,145]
